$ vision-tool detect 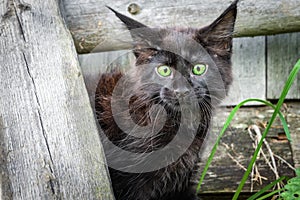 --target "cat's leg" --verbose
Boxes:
[165,188,200,200]
[179,191,200,200]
